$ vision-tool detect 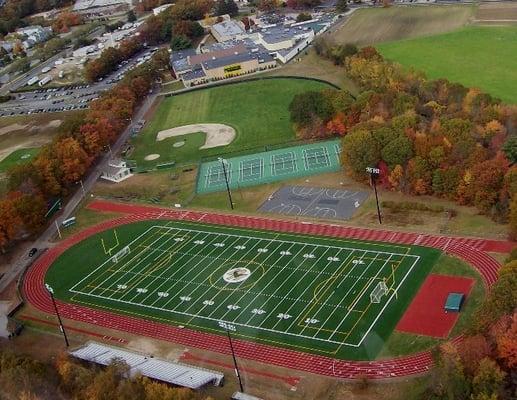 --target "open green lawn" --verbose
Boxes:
[378,26,517,104]
[0,147,39,172]
[46,219,440,360]
[130,78,334,169]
